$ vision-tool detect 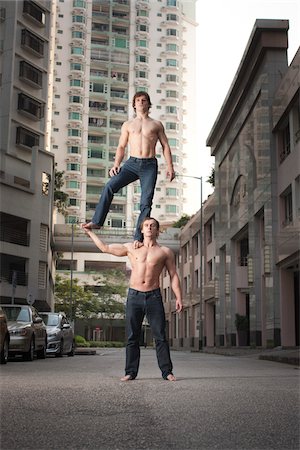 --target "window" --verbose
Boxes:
[282,186,293,226]
[166,187,178,197]
[167,0,177,6]
[114,38,127,48]
[69,95,82,103]
[72,15,85,23]
[137,10,149,17]
[68,129,81,137]
[169,138,178,147]
[70,79,83,87]
[167,59,178,67]
[72,30,84,39]
[238,238,249,266]
[19,61,43,87]
[167,29,178,37]
[68,146,80,154]
[16,126,39,148]
[88,148,106,159]
[87,168,105,178]
[18,93,44,120]
[73,0,86,7]
[172,154,179,163]
[136,24,148,32]
[21,29,44,56]
[23,1,45,25]
[136,39,148,48]
[279,123,291,163]
[68,198,80,207]
[67,163,80,171]
[111,219,123,228]
[167,14,178,21]
[166,122,178,130]
[70,63,83,71]
[166,205,178,214]
[71,47,84,55]
[166,74,178,82]
[66,180,80,189]
[166,90,178,98]
[136,54,148,63]
[68,112,82,120]
[136,70,147,79]
[166,106,177,114]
